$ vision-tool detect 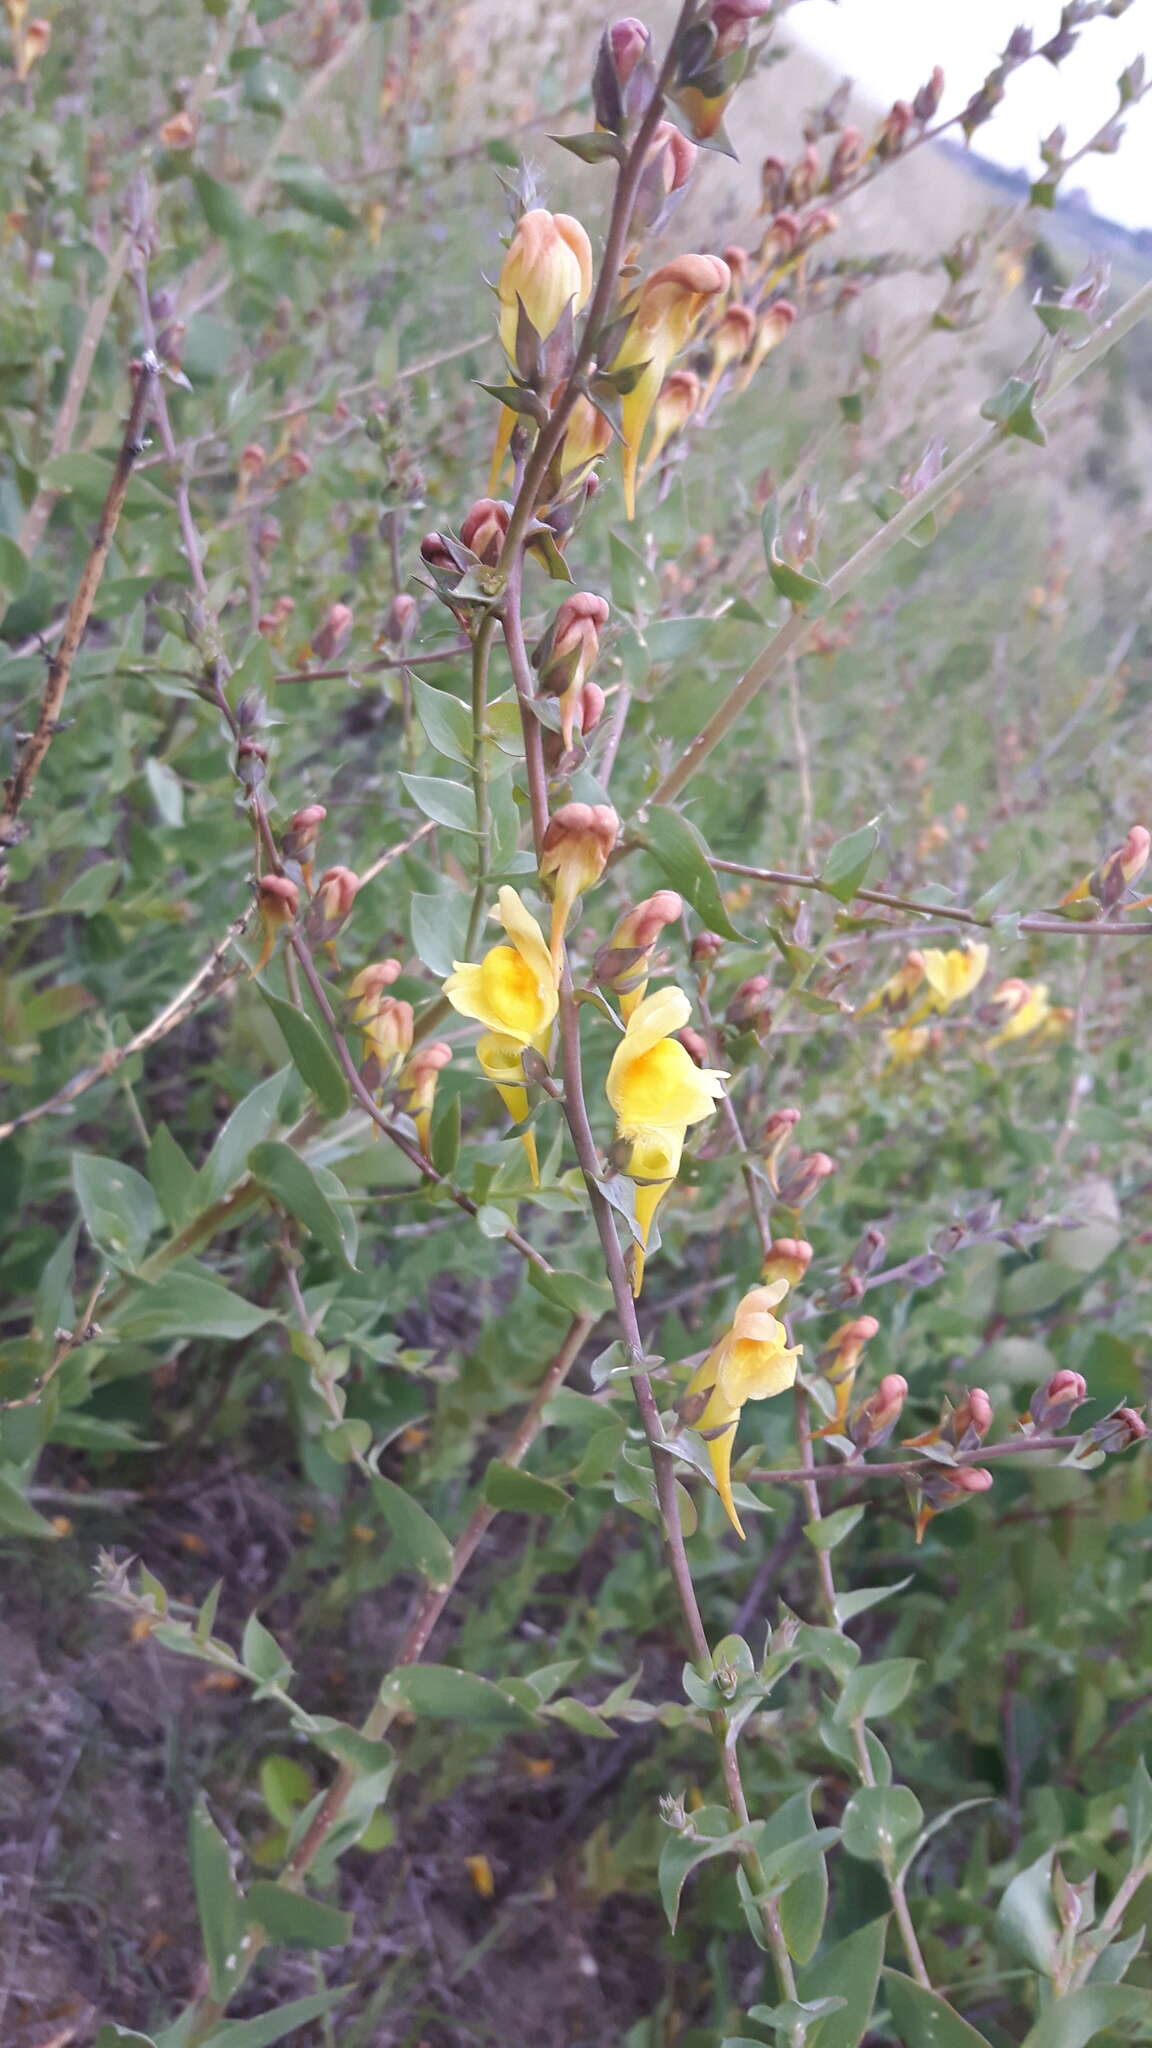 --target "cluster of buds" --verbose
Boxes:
[532,591,610,754]
[538,802,619,968]
[594,890,683,1017]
